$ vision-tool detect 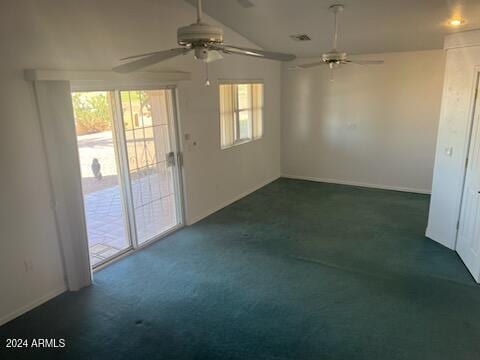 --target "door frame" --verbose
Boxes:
[71,82,186,270]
